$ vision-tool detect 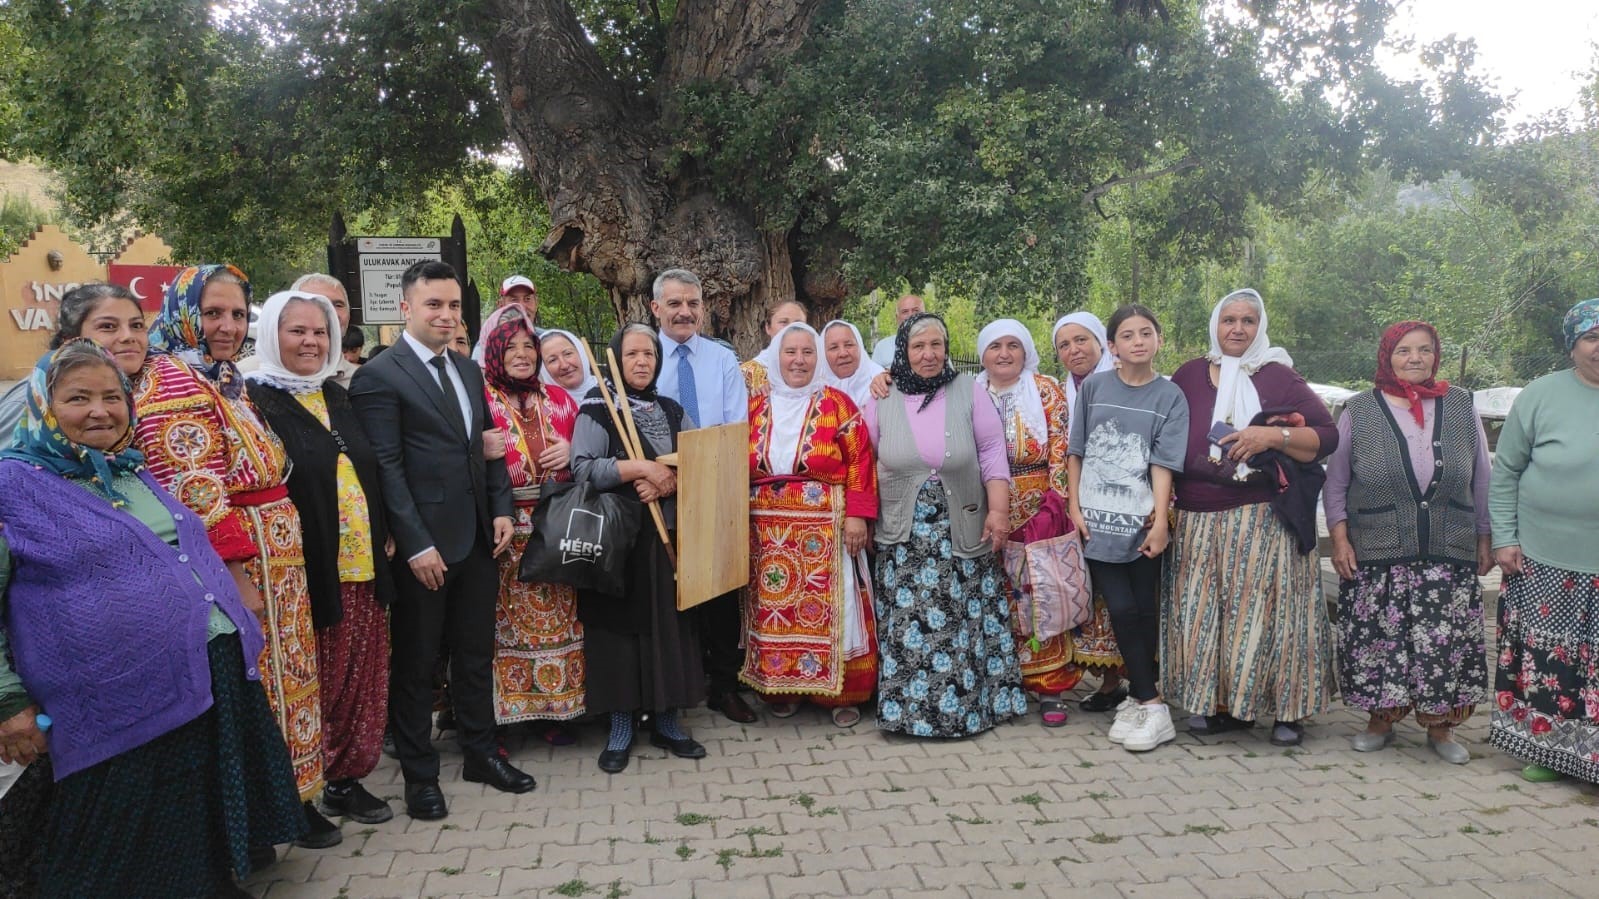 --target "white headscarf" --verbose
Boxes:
[974,319,1049,448]
[537,328,598,399]
[819,319,884,407]
[755,323,827,475]
[472,303,533,364]
[1205,288,1294,462]
[244,290,342,395]
[1051,312,1116,413]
